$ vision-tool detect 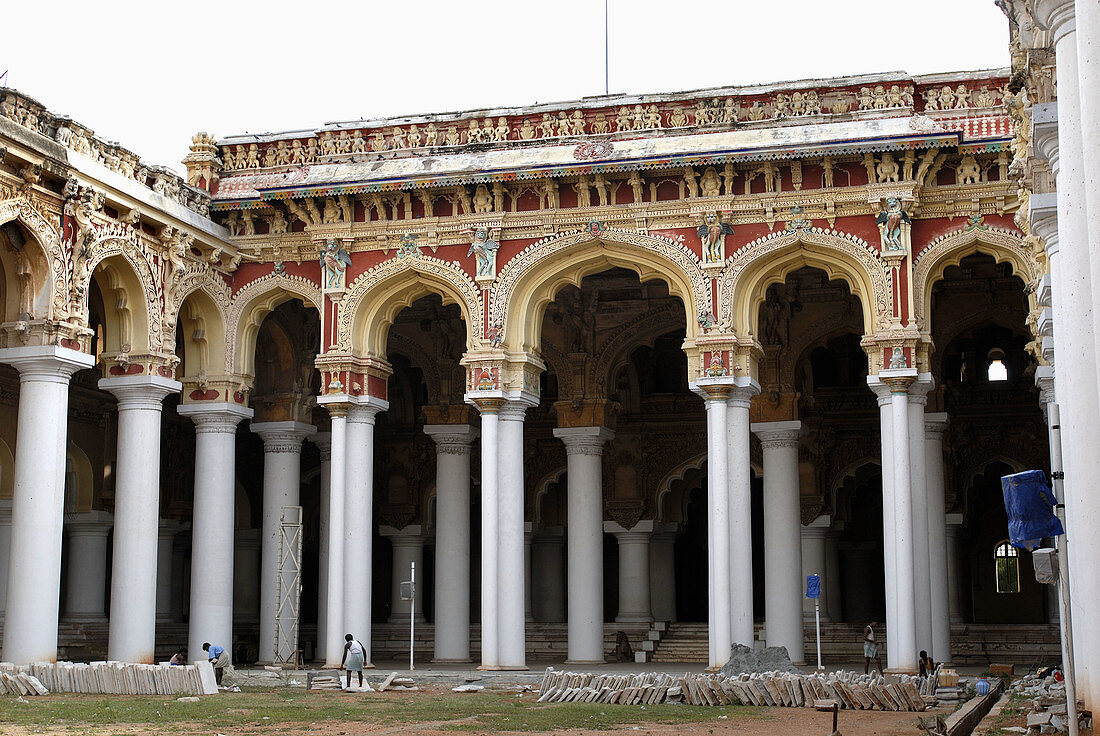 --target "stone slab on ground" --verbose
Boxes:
[718,644,801,676]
